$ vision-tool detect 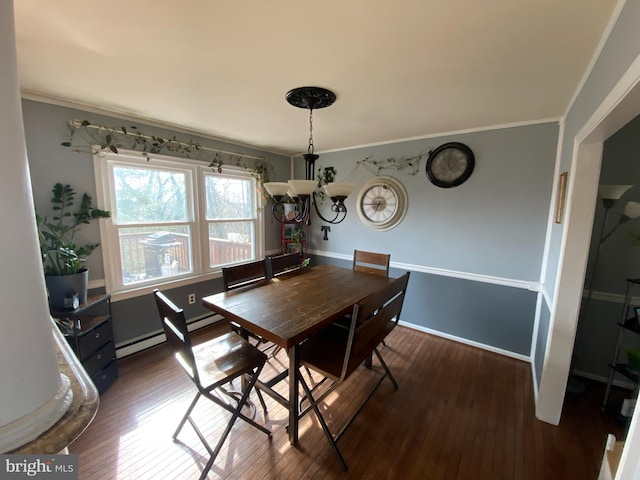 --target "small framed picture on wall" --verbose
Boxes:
[555,172,568,224]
